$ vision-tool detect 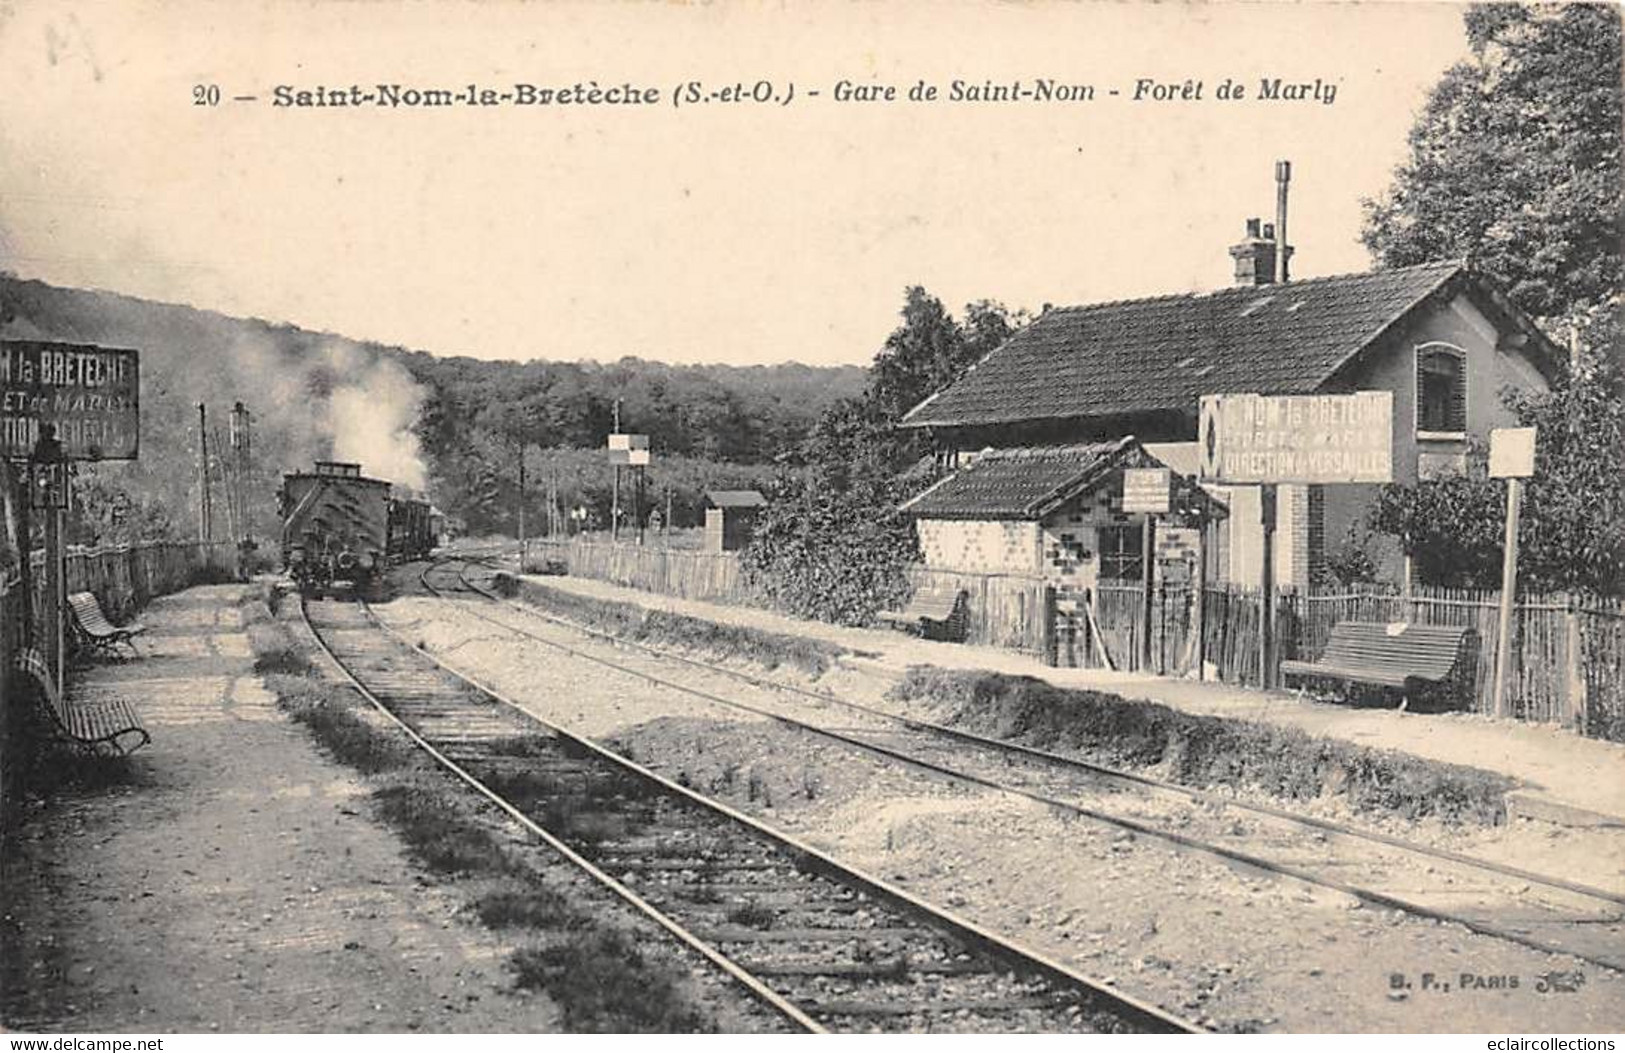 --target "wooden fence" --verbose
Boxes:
[527,538,750,604]
[518,538,1624,741]
[1093,579,1625,740]
[904,565,1050,657]
[526,540,1055,656]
